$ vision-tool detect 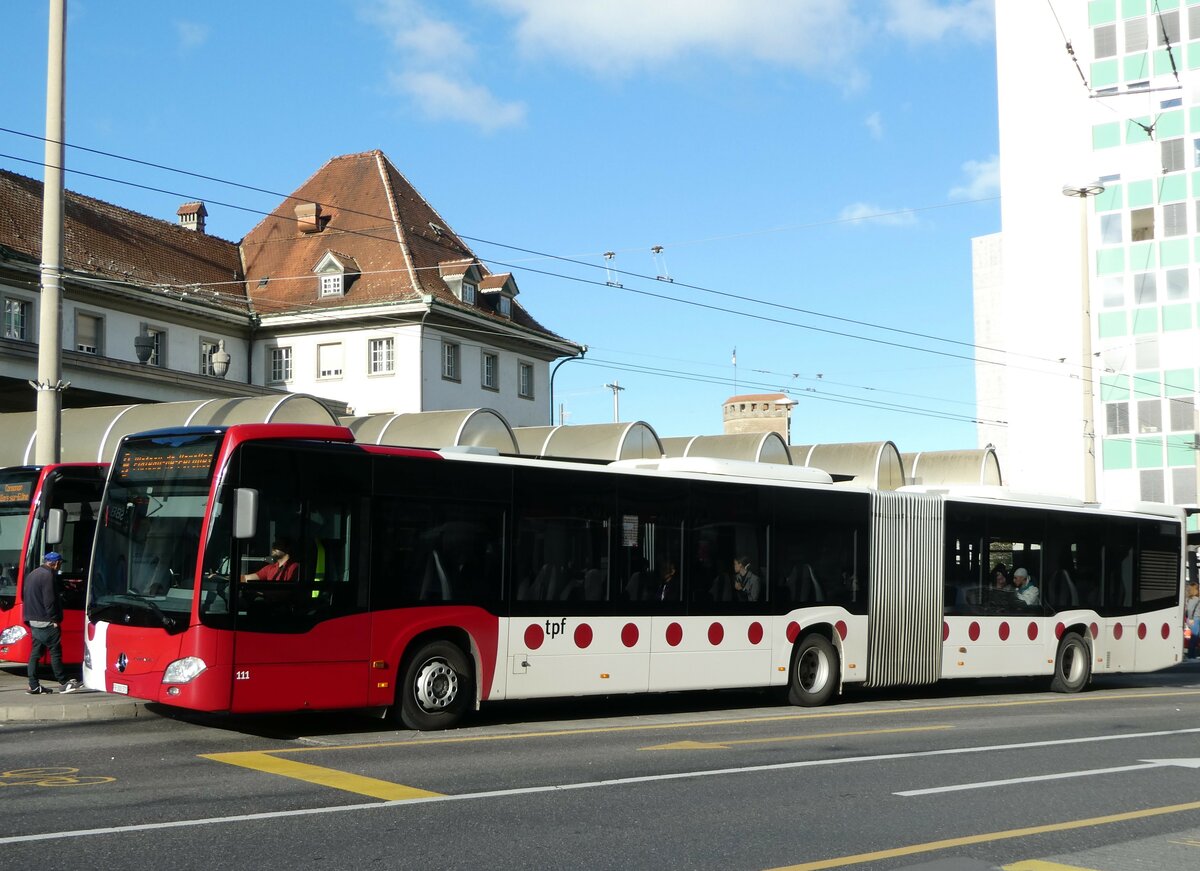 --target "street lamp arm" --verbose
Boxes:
[548,344,587,425]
